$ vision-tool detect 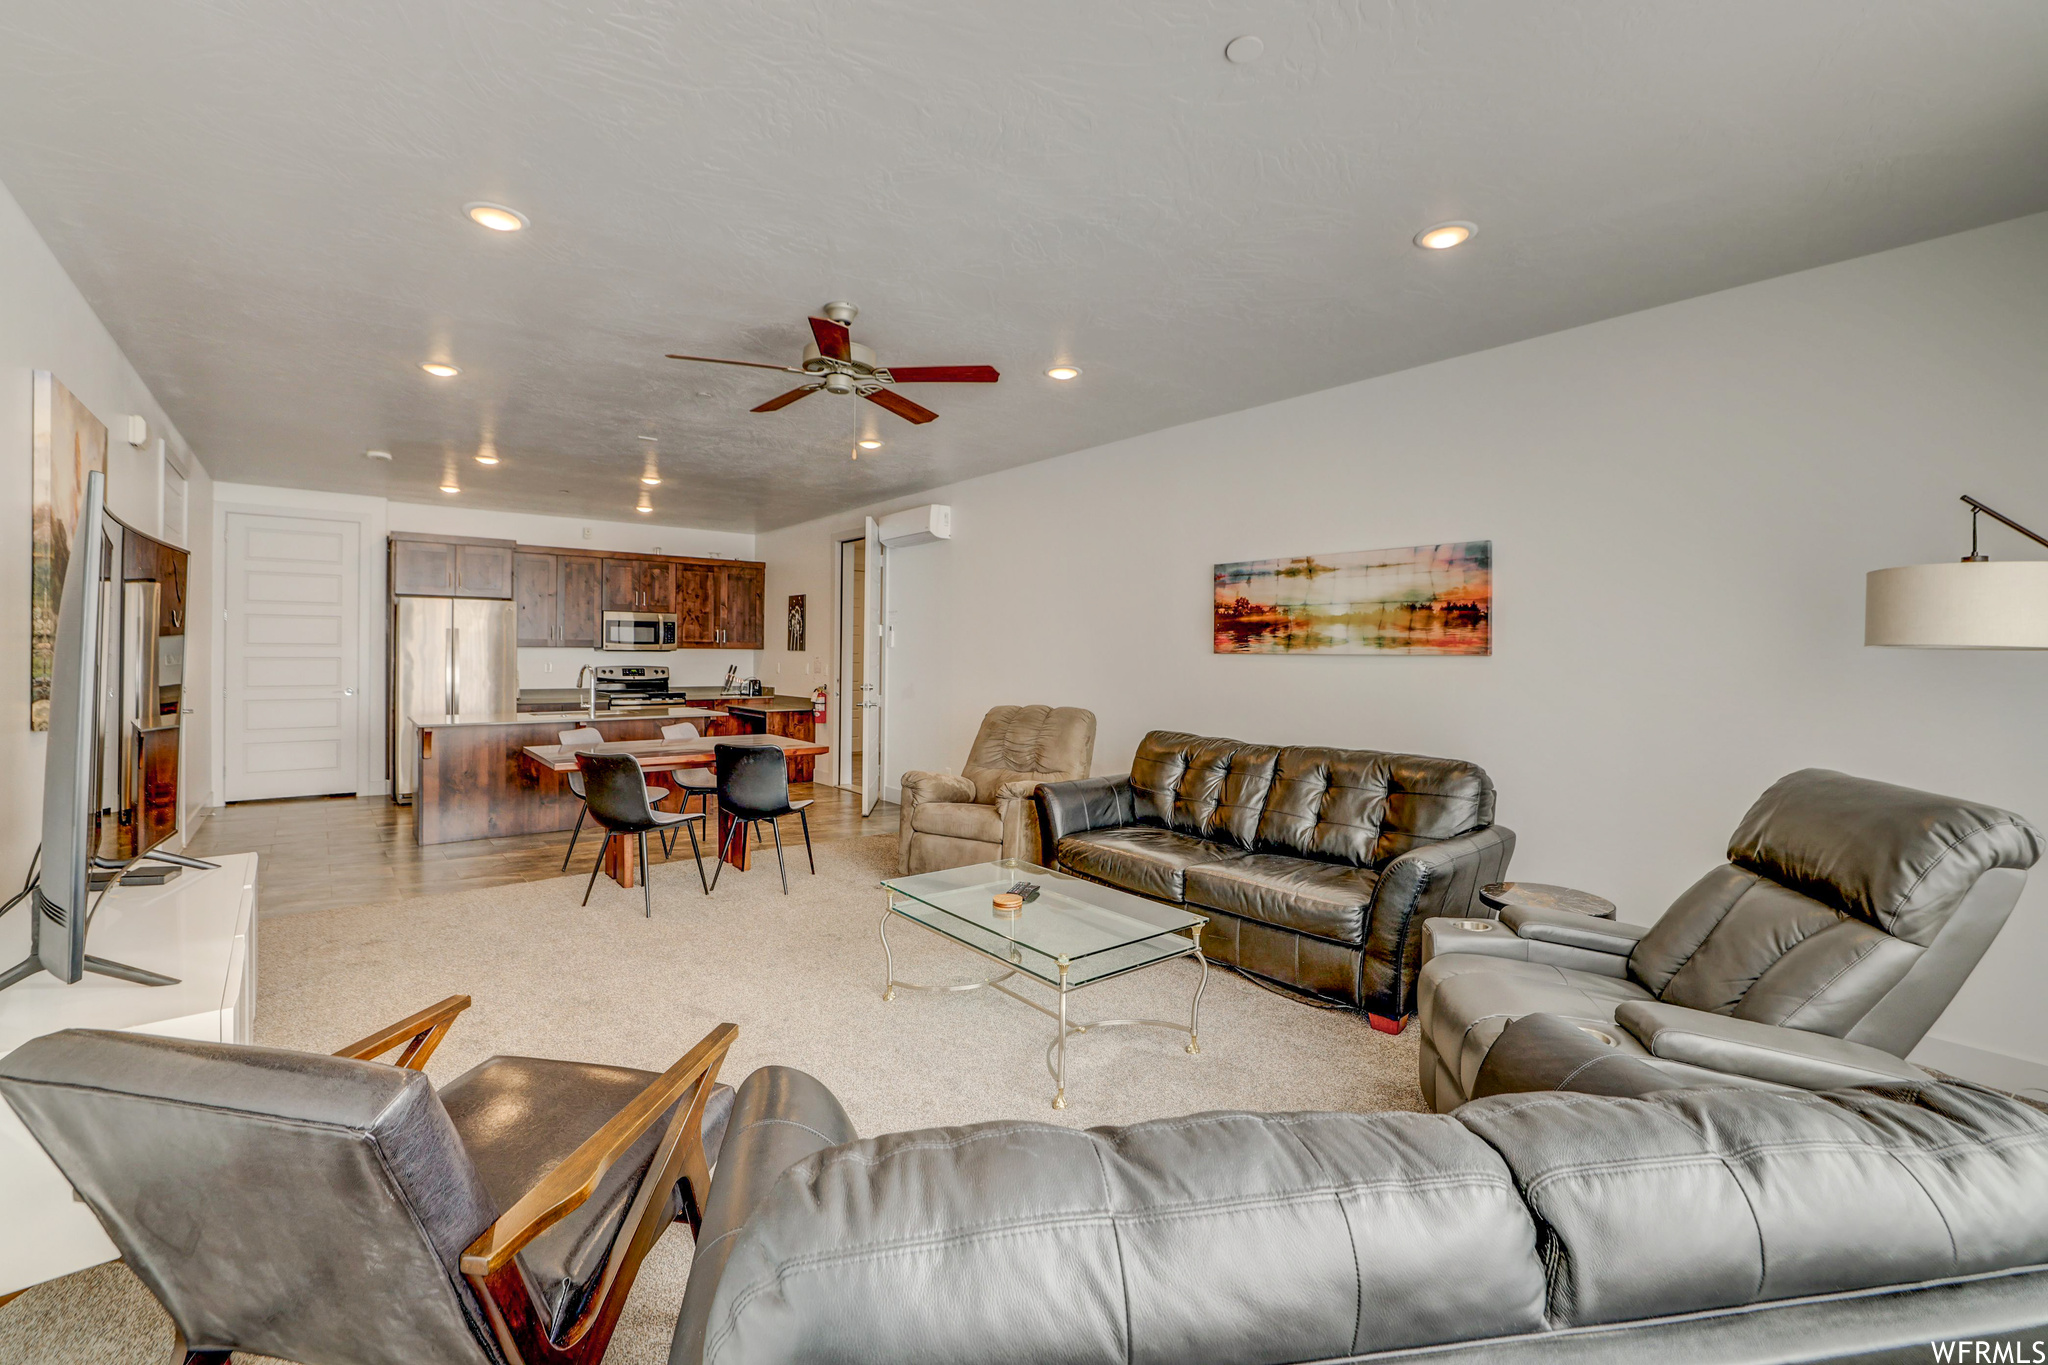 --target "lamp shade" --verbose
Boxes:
[1866,561,2048,649]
